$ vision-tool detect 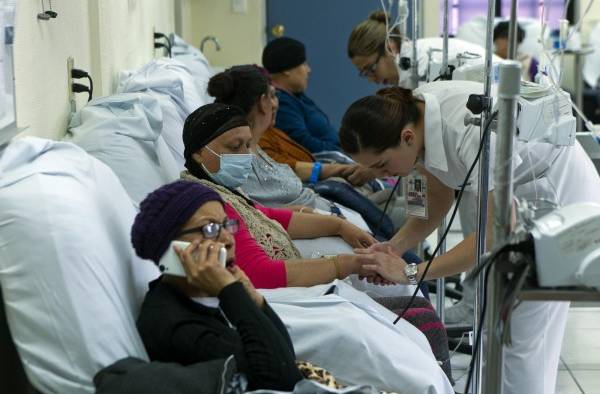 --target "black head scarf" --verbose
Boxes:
[183,103,248,179]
